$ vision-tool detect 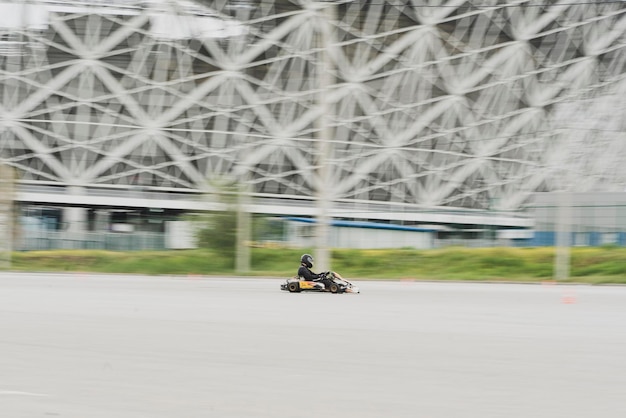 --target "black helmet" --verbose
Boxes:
[300,254,313,268]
